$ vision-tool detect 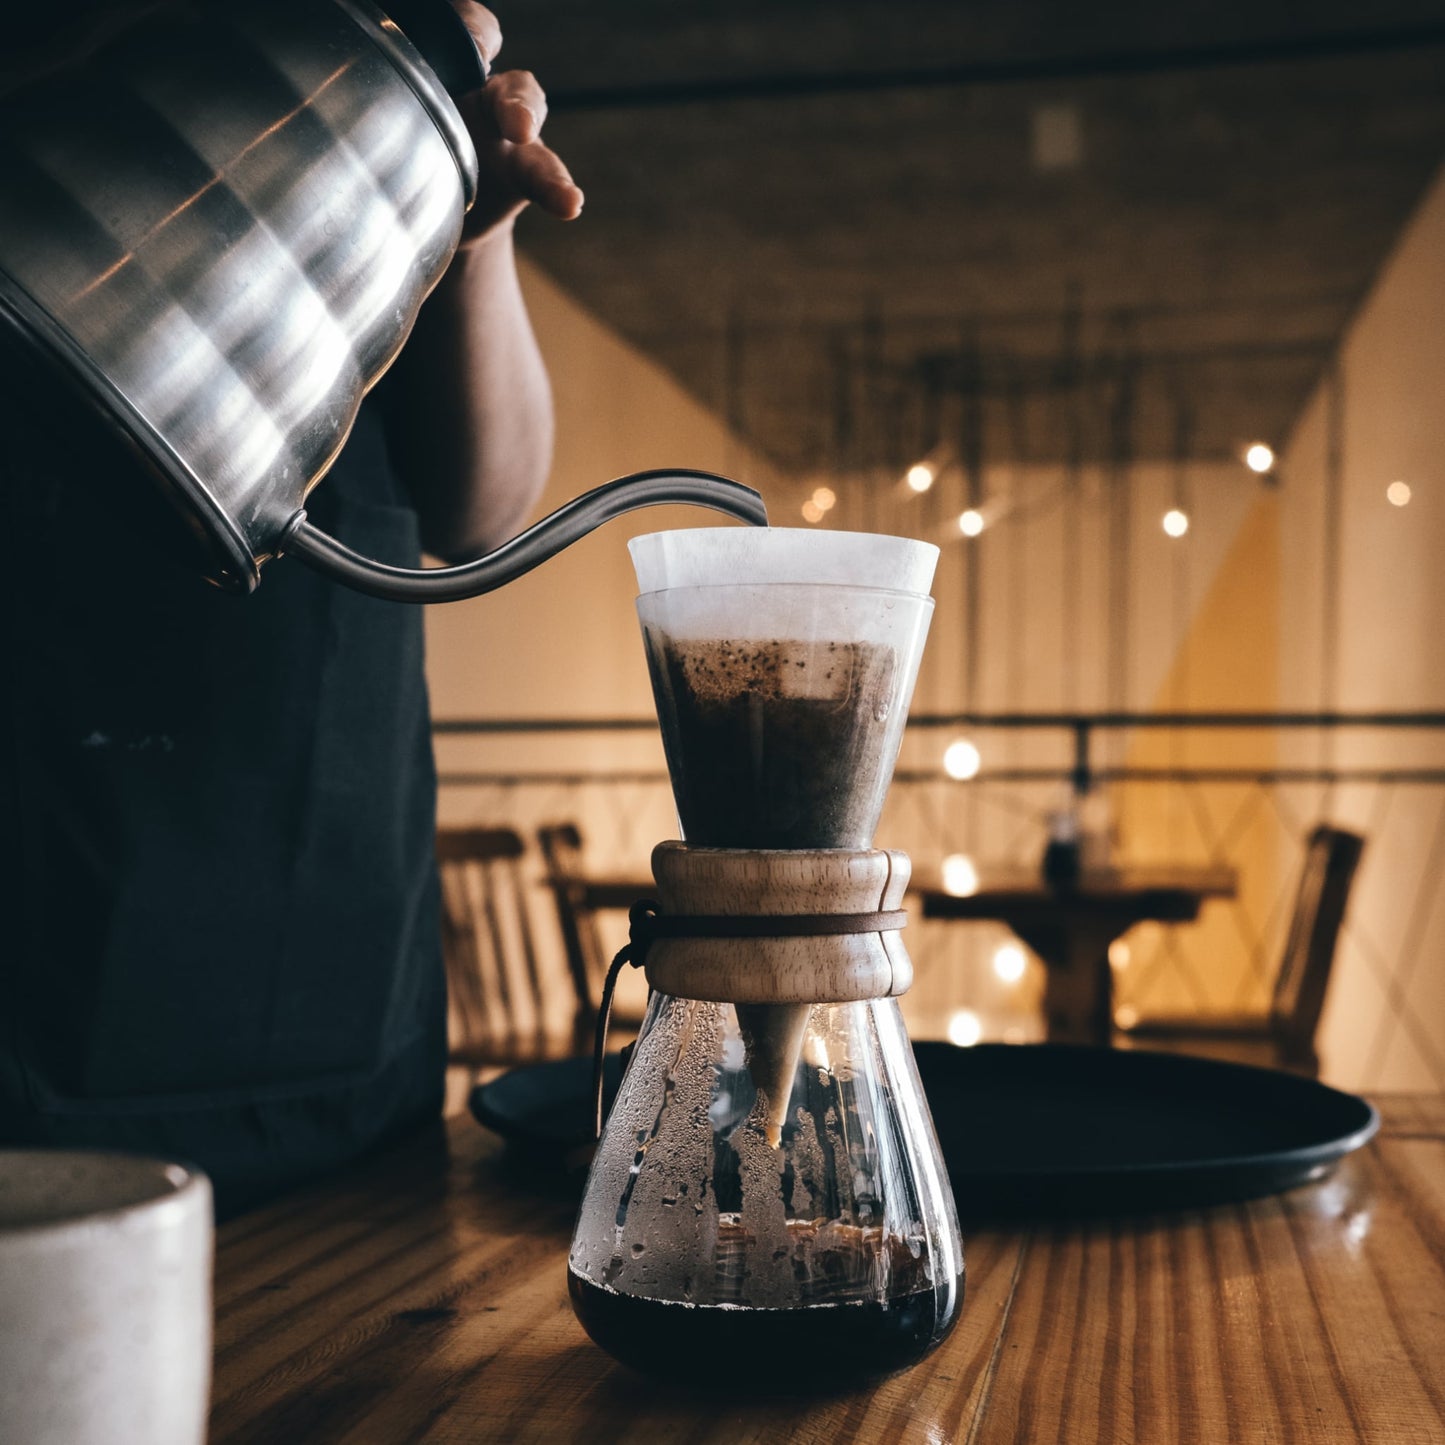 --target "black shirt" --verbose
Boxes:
[1,381,447,1218]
